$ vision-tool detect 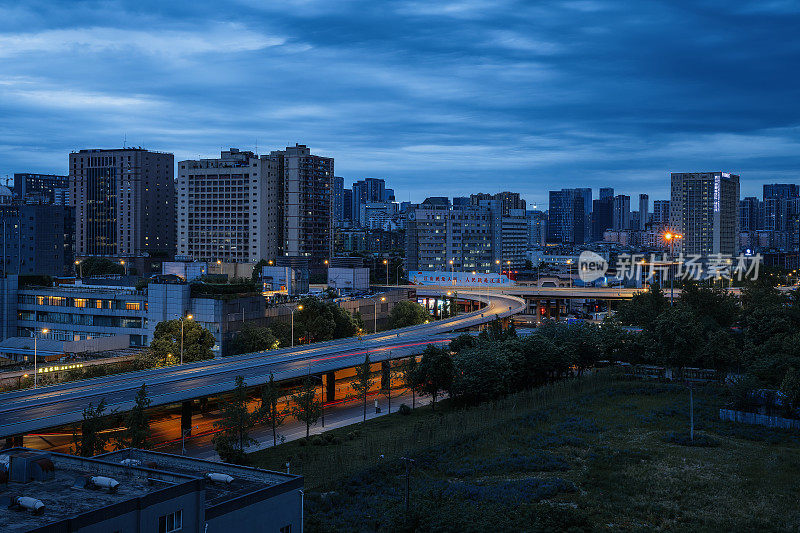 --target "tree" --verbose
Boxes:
[73,400,113,457]
[388,300,429,329]
[615,284,668,328]
[780,368,800,417]
[449,334,477,354]
[399,355,419,408]
[259,374,287,447]
[351,353,376,423]
[412,344,454,410]
[251,259,270,282]
[291,377,322,438]
[647,307,704,373]
[123,384,151,449]
[149,319,215,364]
[293,296,360,344]
[80,257,124,276]
[229,323,278,355]
[212,376,257,464]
